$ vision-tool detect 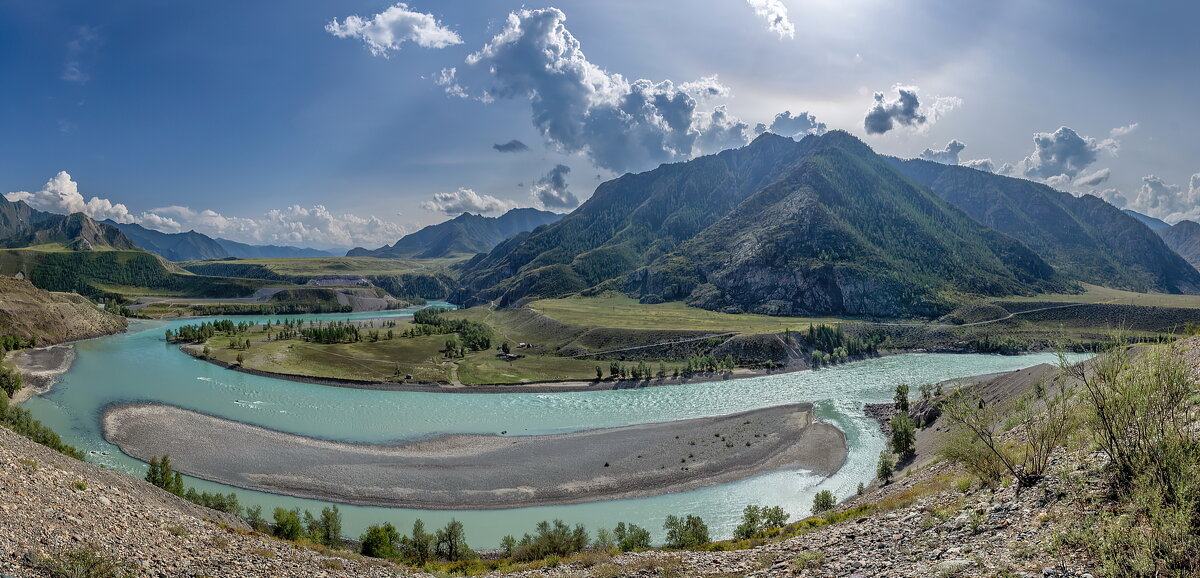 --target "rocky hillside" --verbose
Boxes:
[0,276,126,345]
[0,426,420,578]
[0,197,138,251]
[455,132,1066,317]
[349,208,561,259]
